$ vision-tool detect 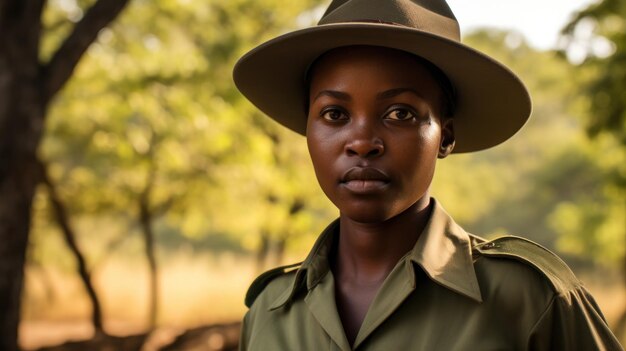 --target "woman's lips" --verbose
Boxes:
[340,167,390,193]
